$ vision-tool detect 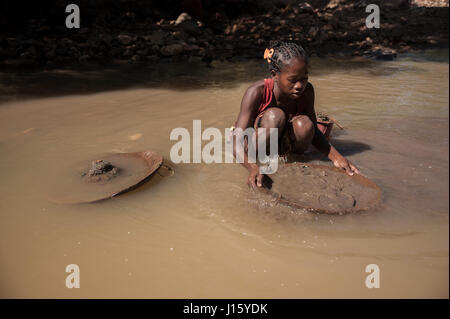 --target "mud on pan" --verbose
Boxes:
[256,163,382,215]
[50,151,167,204]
